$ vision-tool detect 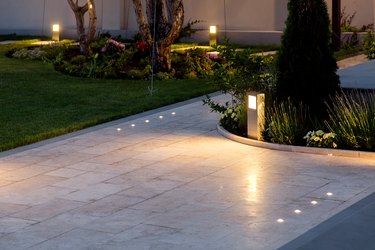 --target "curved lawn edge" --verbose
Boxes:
[217,124,375,160]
